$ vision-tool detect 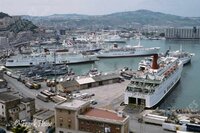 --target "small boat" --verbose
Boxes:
[87,65,101,77]
[103,35,126,43]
